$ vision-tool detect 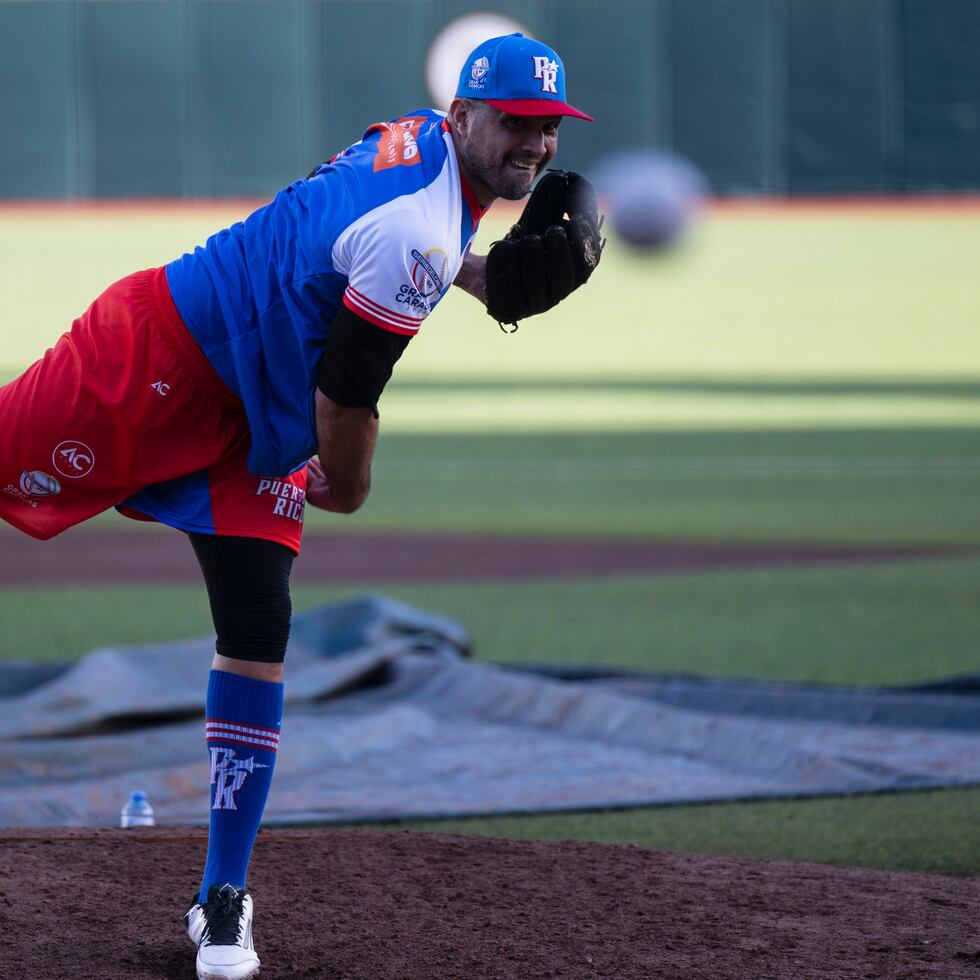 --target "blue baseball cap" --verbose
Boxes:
[455,33,593,122]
